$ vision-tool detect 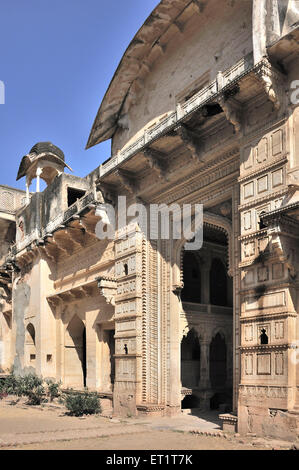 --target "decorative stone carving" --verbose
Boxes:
[253,59,285,111]
[217,95,242,133]
[97,276,117,306]
[143,148,168,181]
[115,169,139,194]
[173,124,203,161]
